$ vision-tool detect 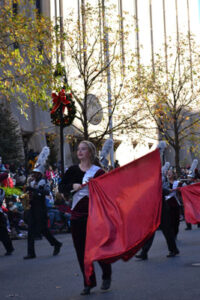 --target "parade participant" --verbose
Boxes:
[164,169,181,238]
[182,162,200,230]
[135,147,179,260]
[135,187,180,260]
[24,147,62,259]
[59,140,112,295]
[0,188,14,256]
